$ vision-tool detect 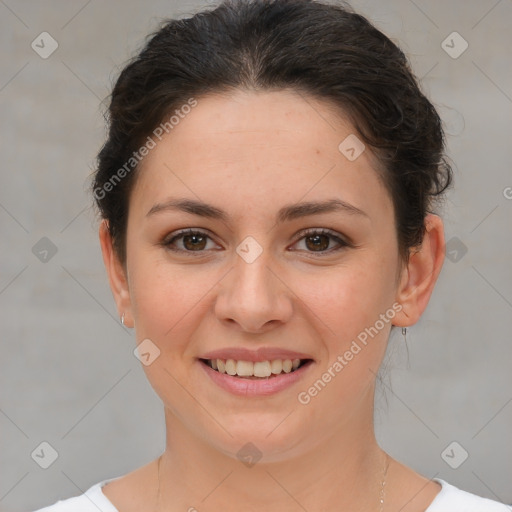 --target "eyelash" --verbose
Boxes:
[162,228,351,256]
